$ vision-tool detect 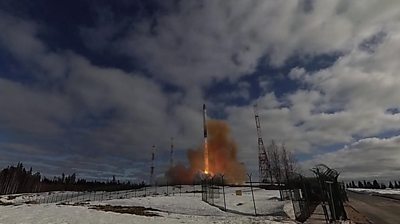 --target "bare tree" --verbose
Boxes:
[281,143,290,183]
[287,149,297,176]
[280,143,297,183]
[266,141,298,185]
[268,140,282,184]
